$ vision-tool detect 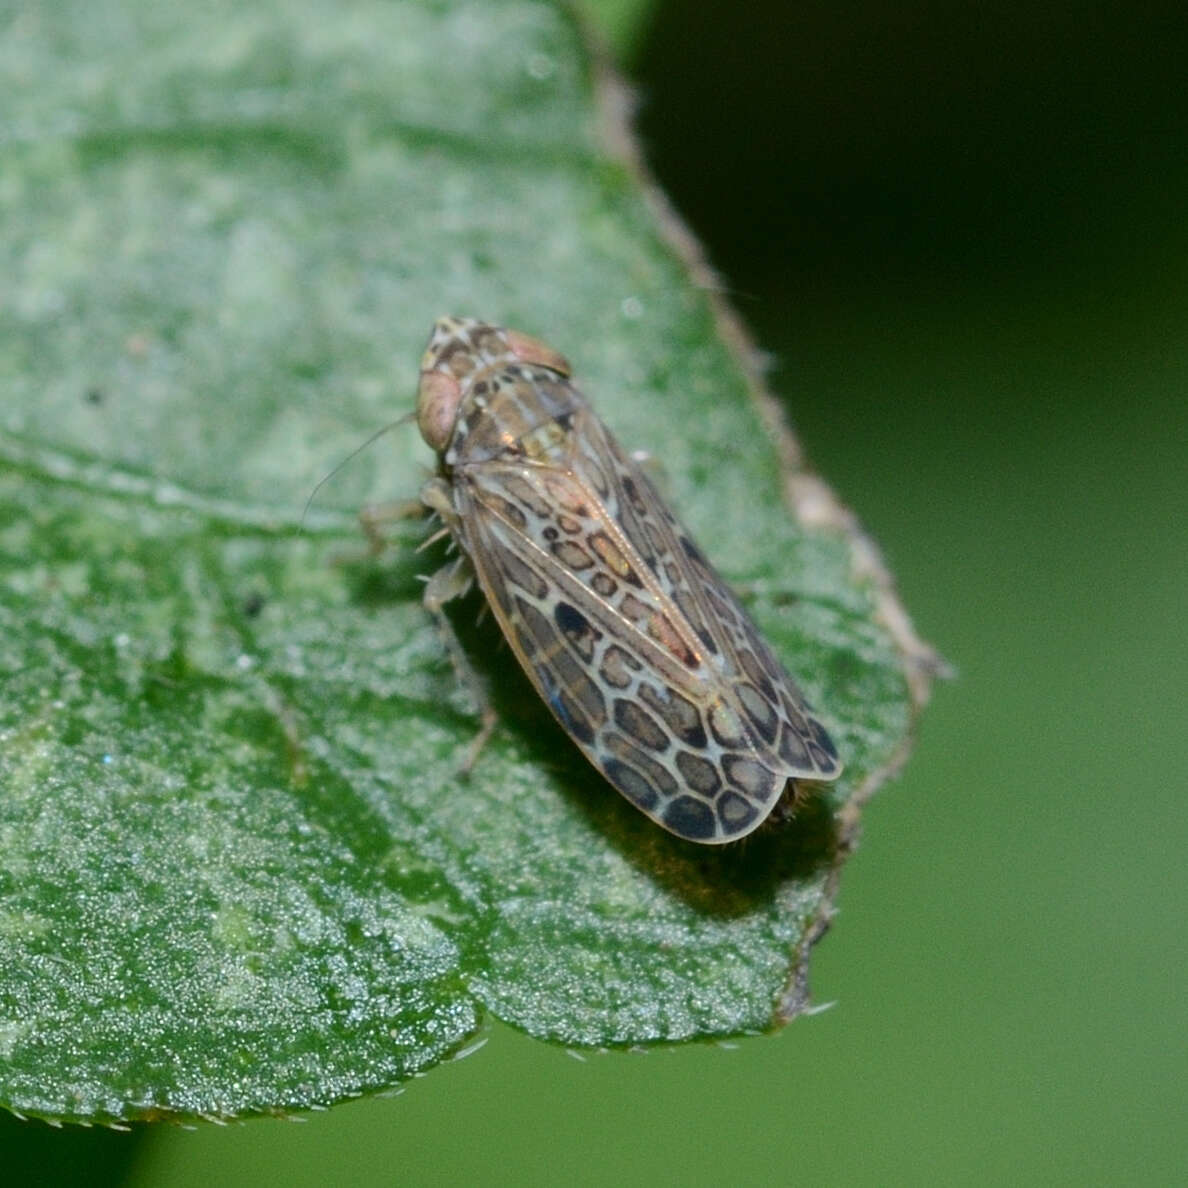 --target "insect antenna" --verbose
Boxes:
[297,412,415,533]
